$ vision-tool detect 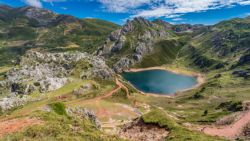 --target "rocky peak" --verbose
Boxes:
[132,17,154,27]
[13,6,80,27]
[51,14,80,26]
[16,6,57,26]
[246,16,250,21]
[18,6,55,17]
[0,4,14,20]
[153,19,172,29]
[0,4,13,12]
[173,24,193,33]
[98,17,173,73]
